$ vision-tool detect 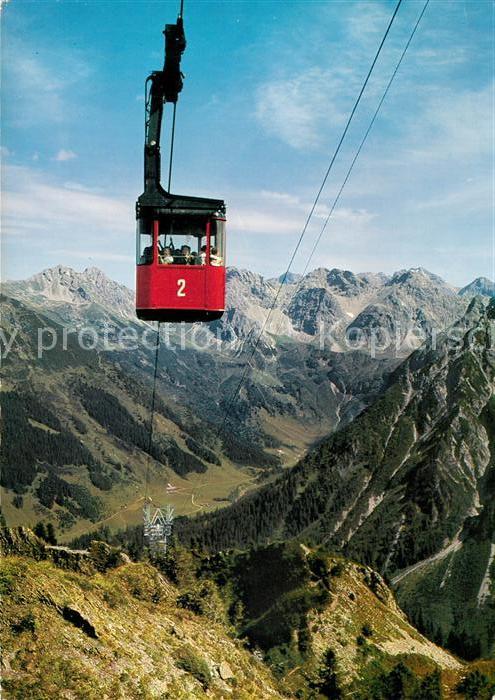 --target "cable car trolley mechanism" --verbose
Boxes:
[136,4,227,323]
